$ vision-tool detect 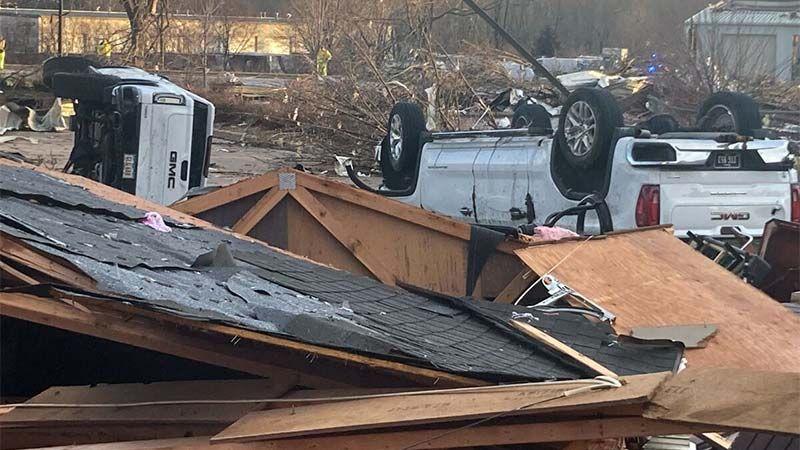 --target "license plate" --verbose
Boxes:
[122,154,136,179]
[714,152,741,169]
